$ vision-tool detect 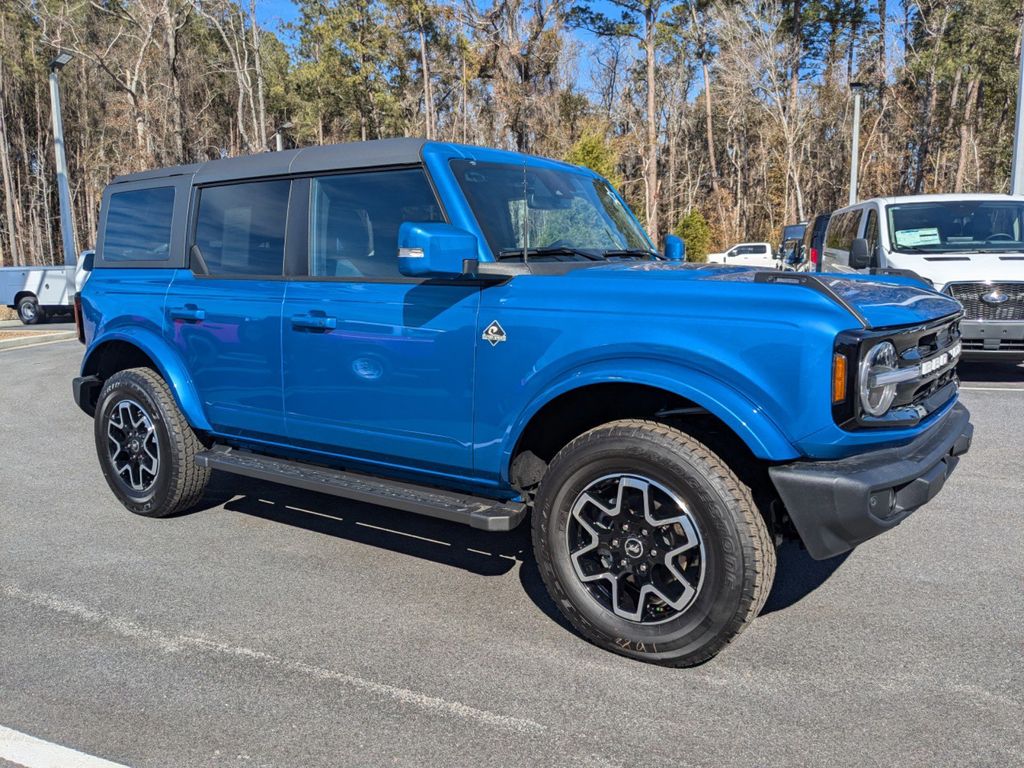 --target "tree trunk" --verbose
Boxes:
[250,0,267,150]
[418,12,433,140]
[954,77,981,192]
[0,78,19,266]
[643,3,659,243]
